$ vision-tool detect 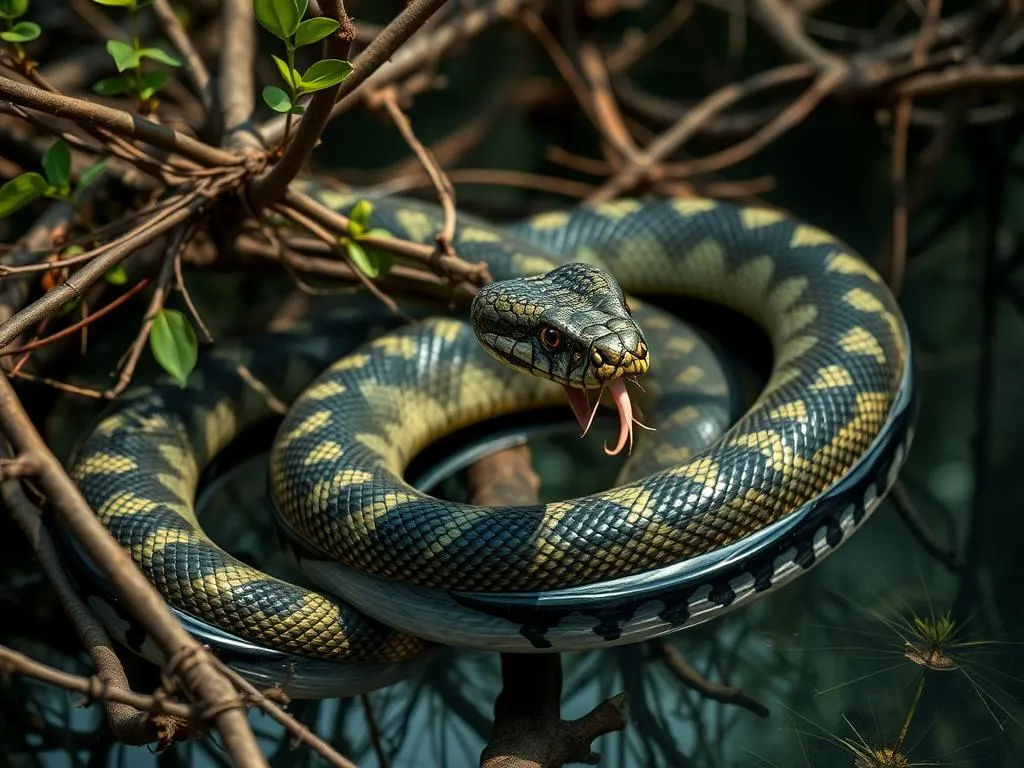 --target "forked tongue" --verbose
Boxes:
[562,379,635,457]
[603,378,634,456]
